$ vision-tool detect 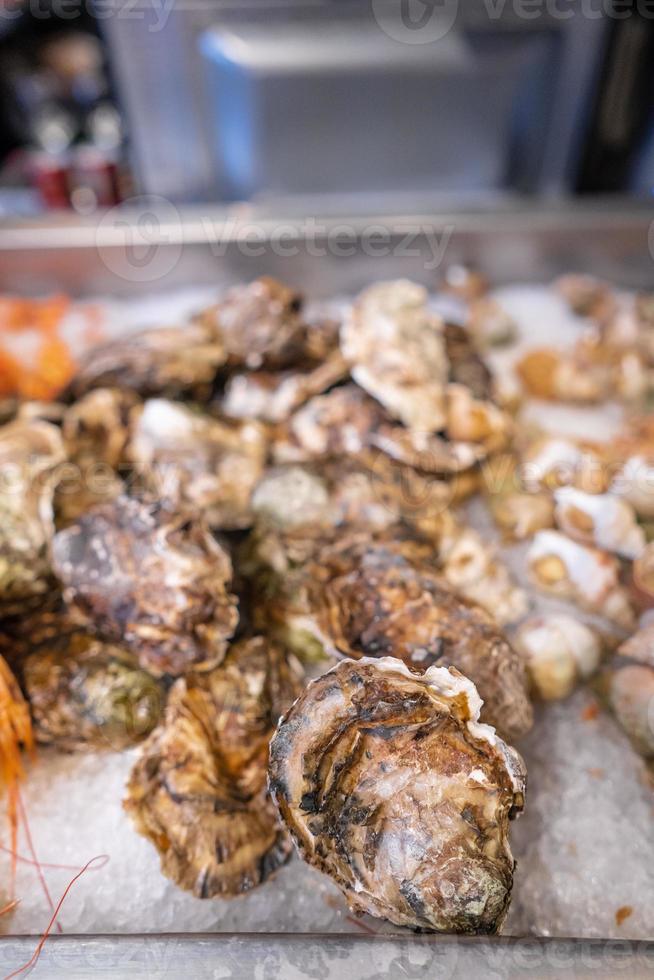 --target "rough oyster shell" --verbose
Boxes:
[0,419,66,616]
[527,530,634,628]
[196,277,304,370]
[272,533,533,740]
[68,323,226,401]
[52,496,239,676]
[443,321,493,399]
[128,399,267,529]
[221,352,347,424]
[554,487,645,560]
[269,657,526,934]
[125,636,303,897]
[273,384,385,463]
[341,280,449,431]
